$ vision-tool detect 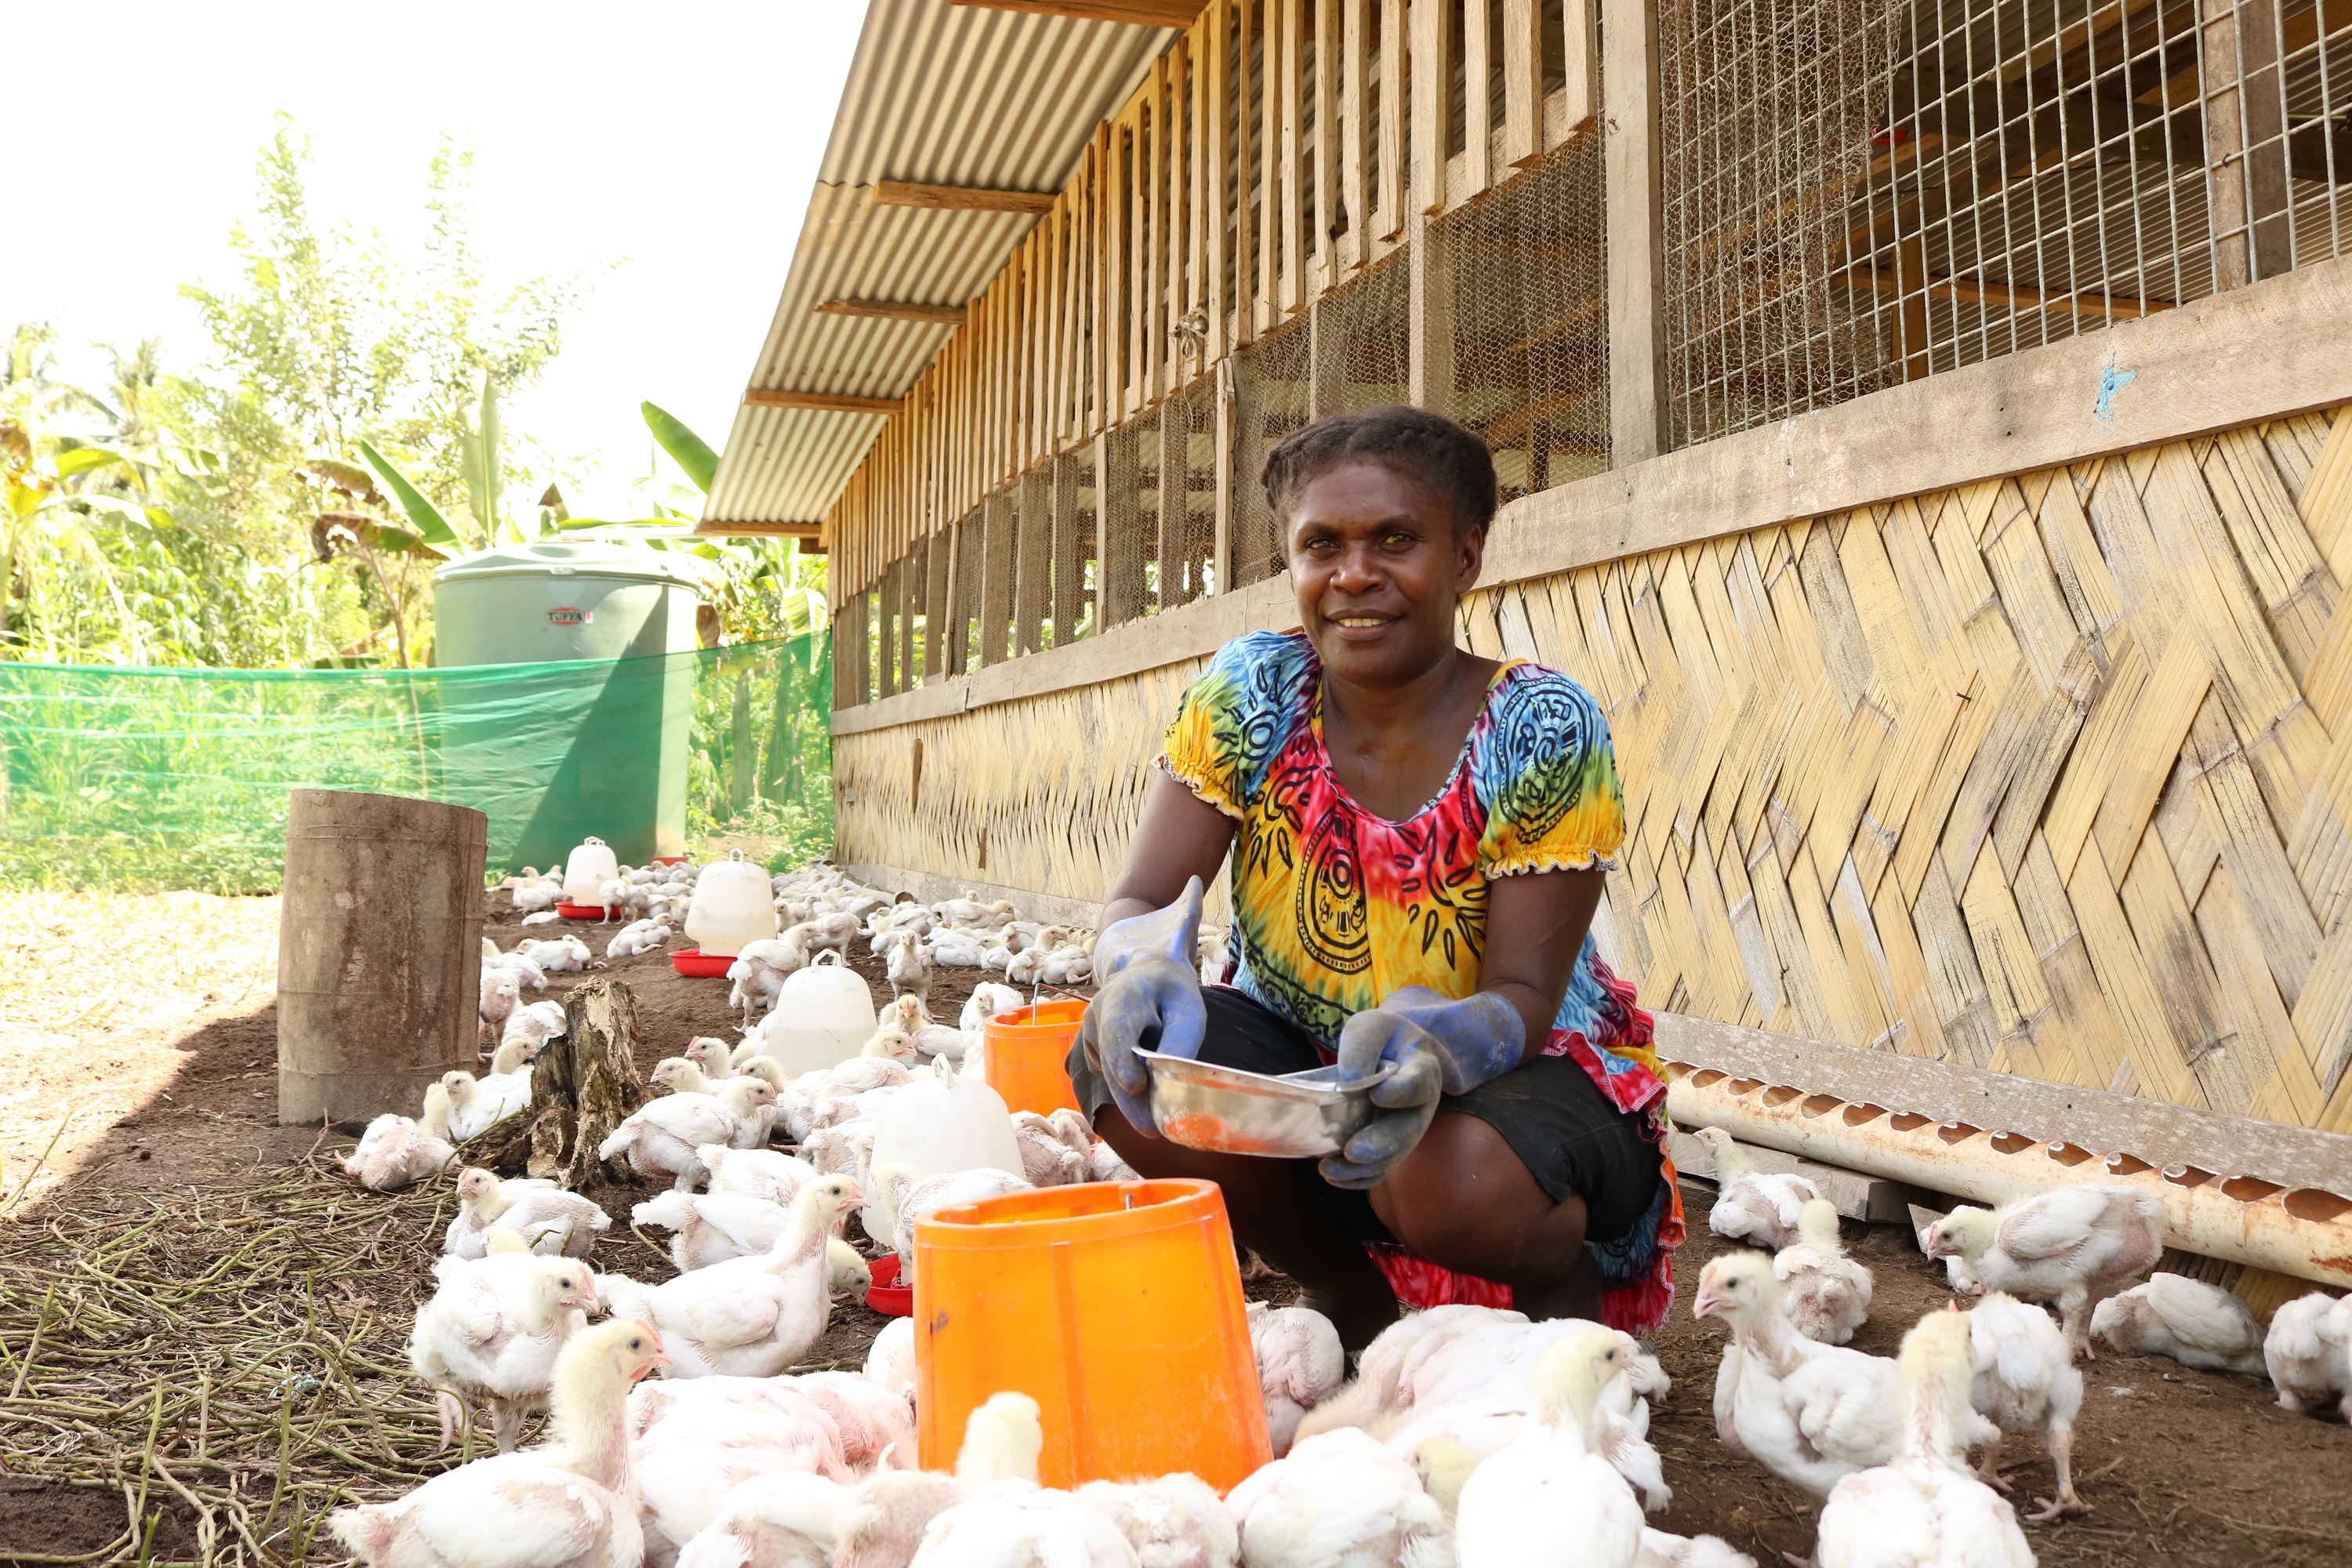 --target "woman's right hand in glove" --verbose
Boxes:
[1077,877,1206,1136]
